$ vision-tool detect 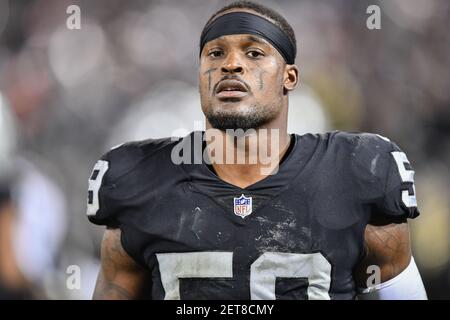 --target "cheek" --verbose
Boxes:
[200,65,220,93]
[268,60,284,84]
[252,67,283,96]
[199,73,208,91]
[260,59,282,80]
[199,75,210,97]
